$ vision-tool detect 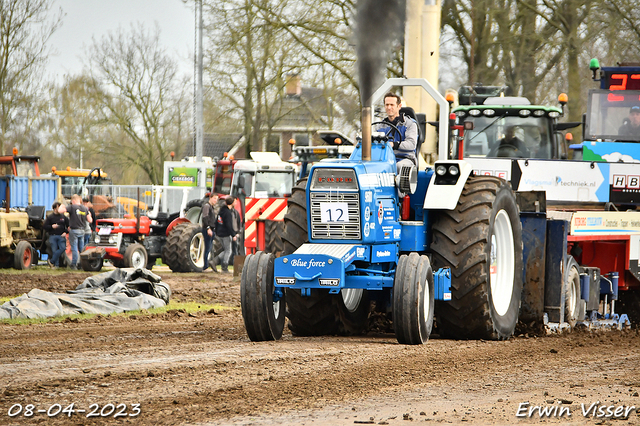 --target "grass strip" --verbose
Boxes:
[0,301,237,325]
